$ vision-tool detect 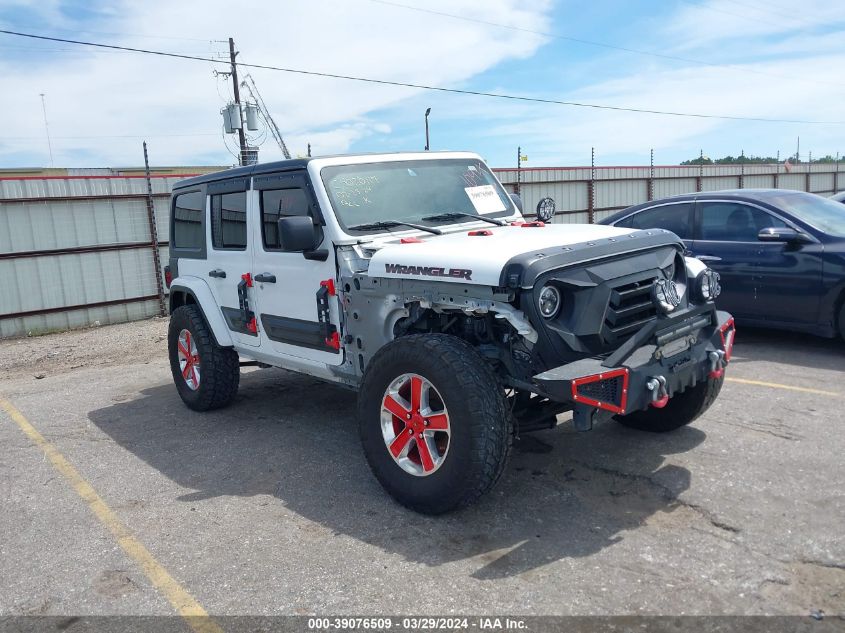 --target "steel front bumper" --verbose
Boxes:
[533,306,735,418]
